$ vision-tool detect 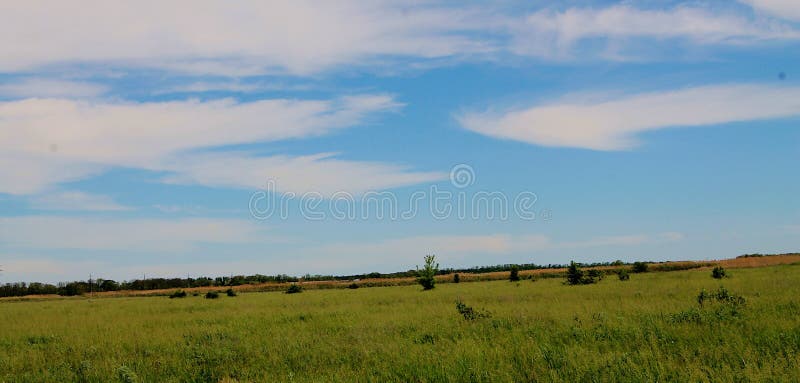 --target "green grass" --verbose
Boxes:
[2,264,800,382]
